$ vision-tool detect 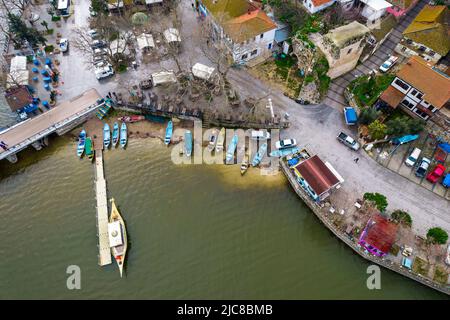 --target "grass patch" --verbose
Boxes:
[433,266,448,285]
[351,74,395,107]
[116,64,127,73]
[51,16,61,22]
[44,45,55,53]
[412,257,430,276]
[389,244,400,256]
